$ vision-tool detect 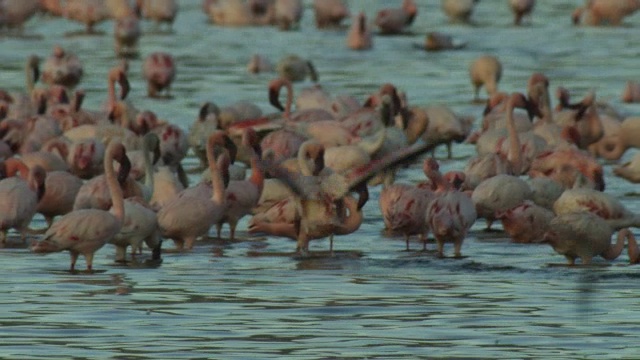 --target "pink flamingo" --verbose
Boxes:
[276,55,318,83]
[156,131,229,250]
[312,0,349,28]
[508,0,535,25]
[572,0,640,26]
[30,141,129,272]
[426,190,477,257]
[62,0,111,34]
[625,229,640,264]
[375,0,417,34]
[379,183,433,251]
[247,54,274,74]
[496,200,553,243]
[41,45,83,89]
[114,14,141,57]
[216,128,264,240]
[142,52,176,98]
[469,55,502,102]
[110,198,160,263]
[274,0,303,30]
[248,194,364,253]
[135,0,178,31]
[0,159,46,243]
[471,174,532,230]
[622,81,640,103]
[553,188,639,222]
[347,12,372,50]
[0,0,41,33]
[35,170,83,229]
[442,0,477,23]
